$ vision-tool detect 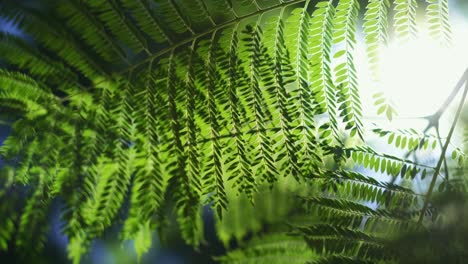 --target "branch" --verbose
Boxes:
[418,76,468,225]
[424,67,468,132]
